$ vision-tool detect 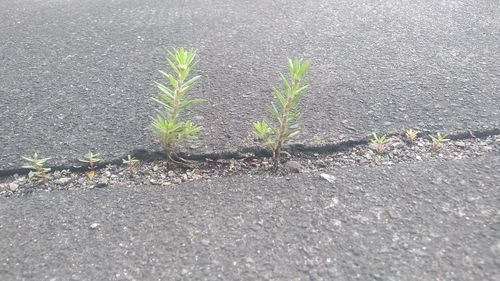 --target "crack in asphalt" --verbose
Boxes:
[2,127,499,178]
